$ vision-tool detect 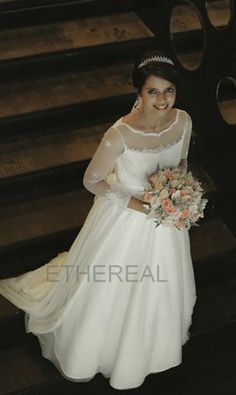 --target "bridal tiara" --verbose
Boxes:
[138,55,174,69]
